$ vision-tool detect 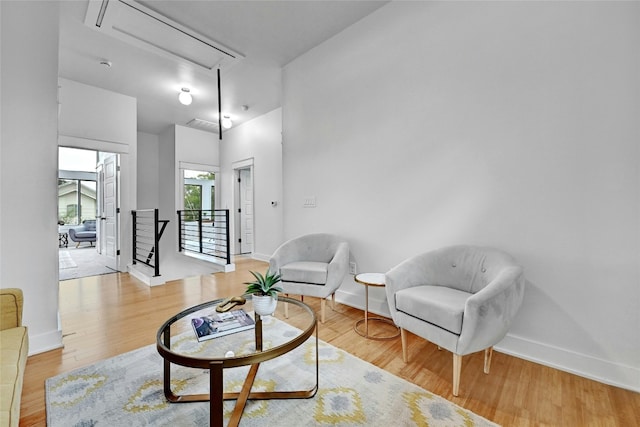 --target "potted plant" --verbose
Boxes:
[244,270,283,316]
